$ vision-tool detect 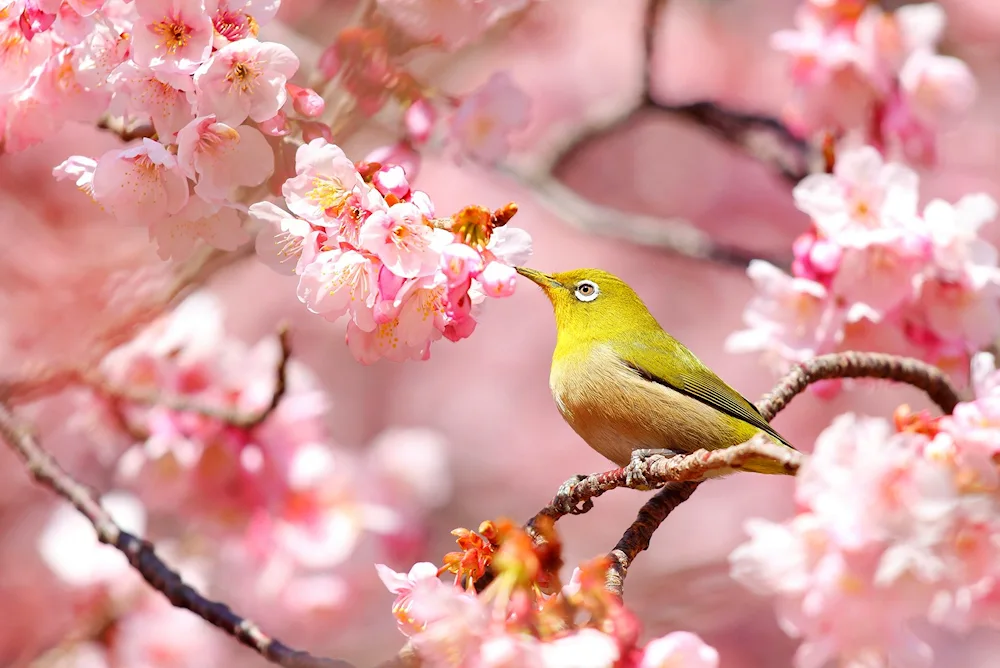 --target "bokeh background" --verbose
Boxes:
[5,0,1000,665]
